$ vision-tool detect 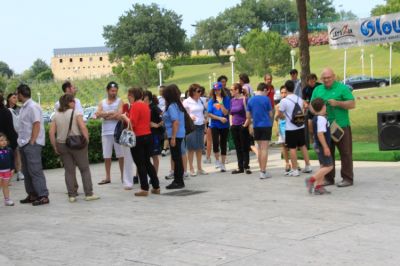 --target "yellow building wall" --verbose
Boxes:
[51,53,116,81]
